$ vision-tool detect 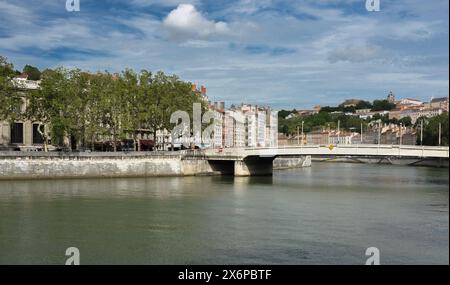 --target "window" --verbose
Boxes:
[33,124,44,144]
[10,123,24,144]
